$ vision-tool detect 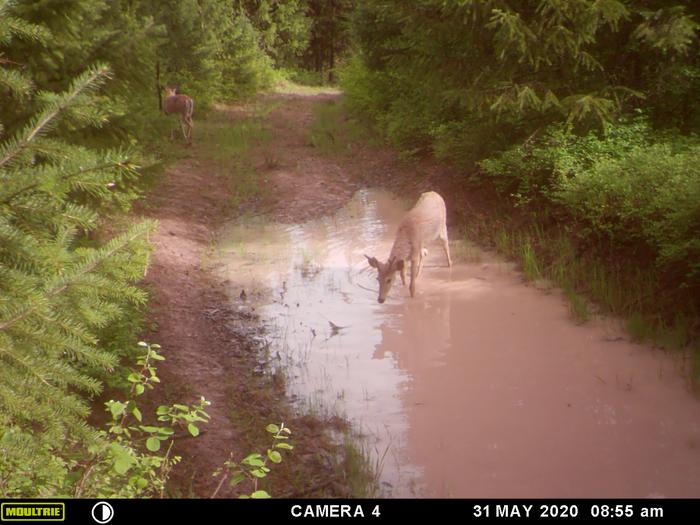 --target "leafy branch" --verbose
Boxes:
[211,423,293,499]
